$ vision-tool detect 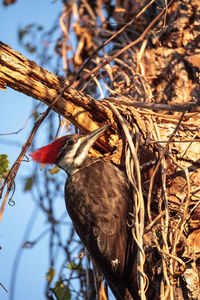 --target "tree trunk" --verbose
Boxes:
[1,0,200,298]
